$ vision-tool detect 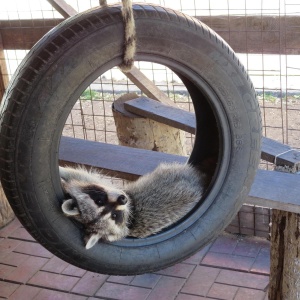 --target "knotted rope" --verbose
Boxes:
[100,0,136,72]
